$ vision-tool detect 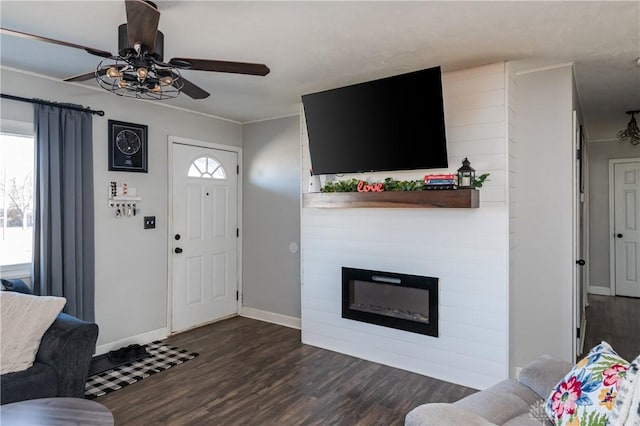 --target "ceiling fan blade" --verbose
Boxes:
[175,75,210,100]
[156,70,210,99]
[169,58,270,76]
[125,0,160,52]
[0,27,113,58]
[63,66,117,82]
[64,70,100,82]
